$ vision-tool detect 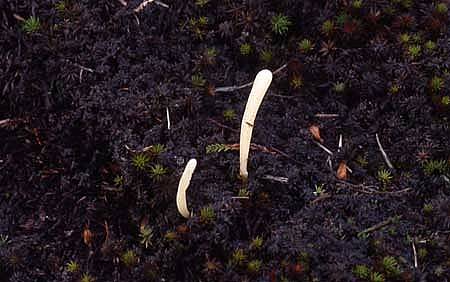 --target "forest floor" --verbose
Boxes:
[1,0,450,281]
